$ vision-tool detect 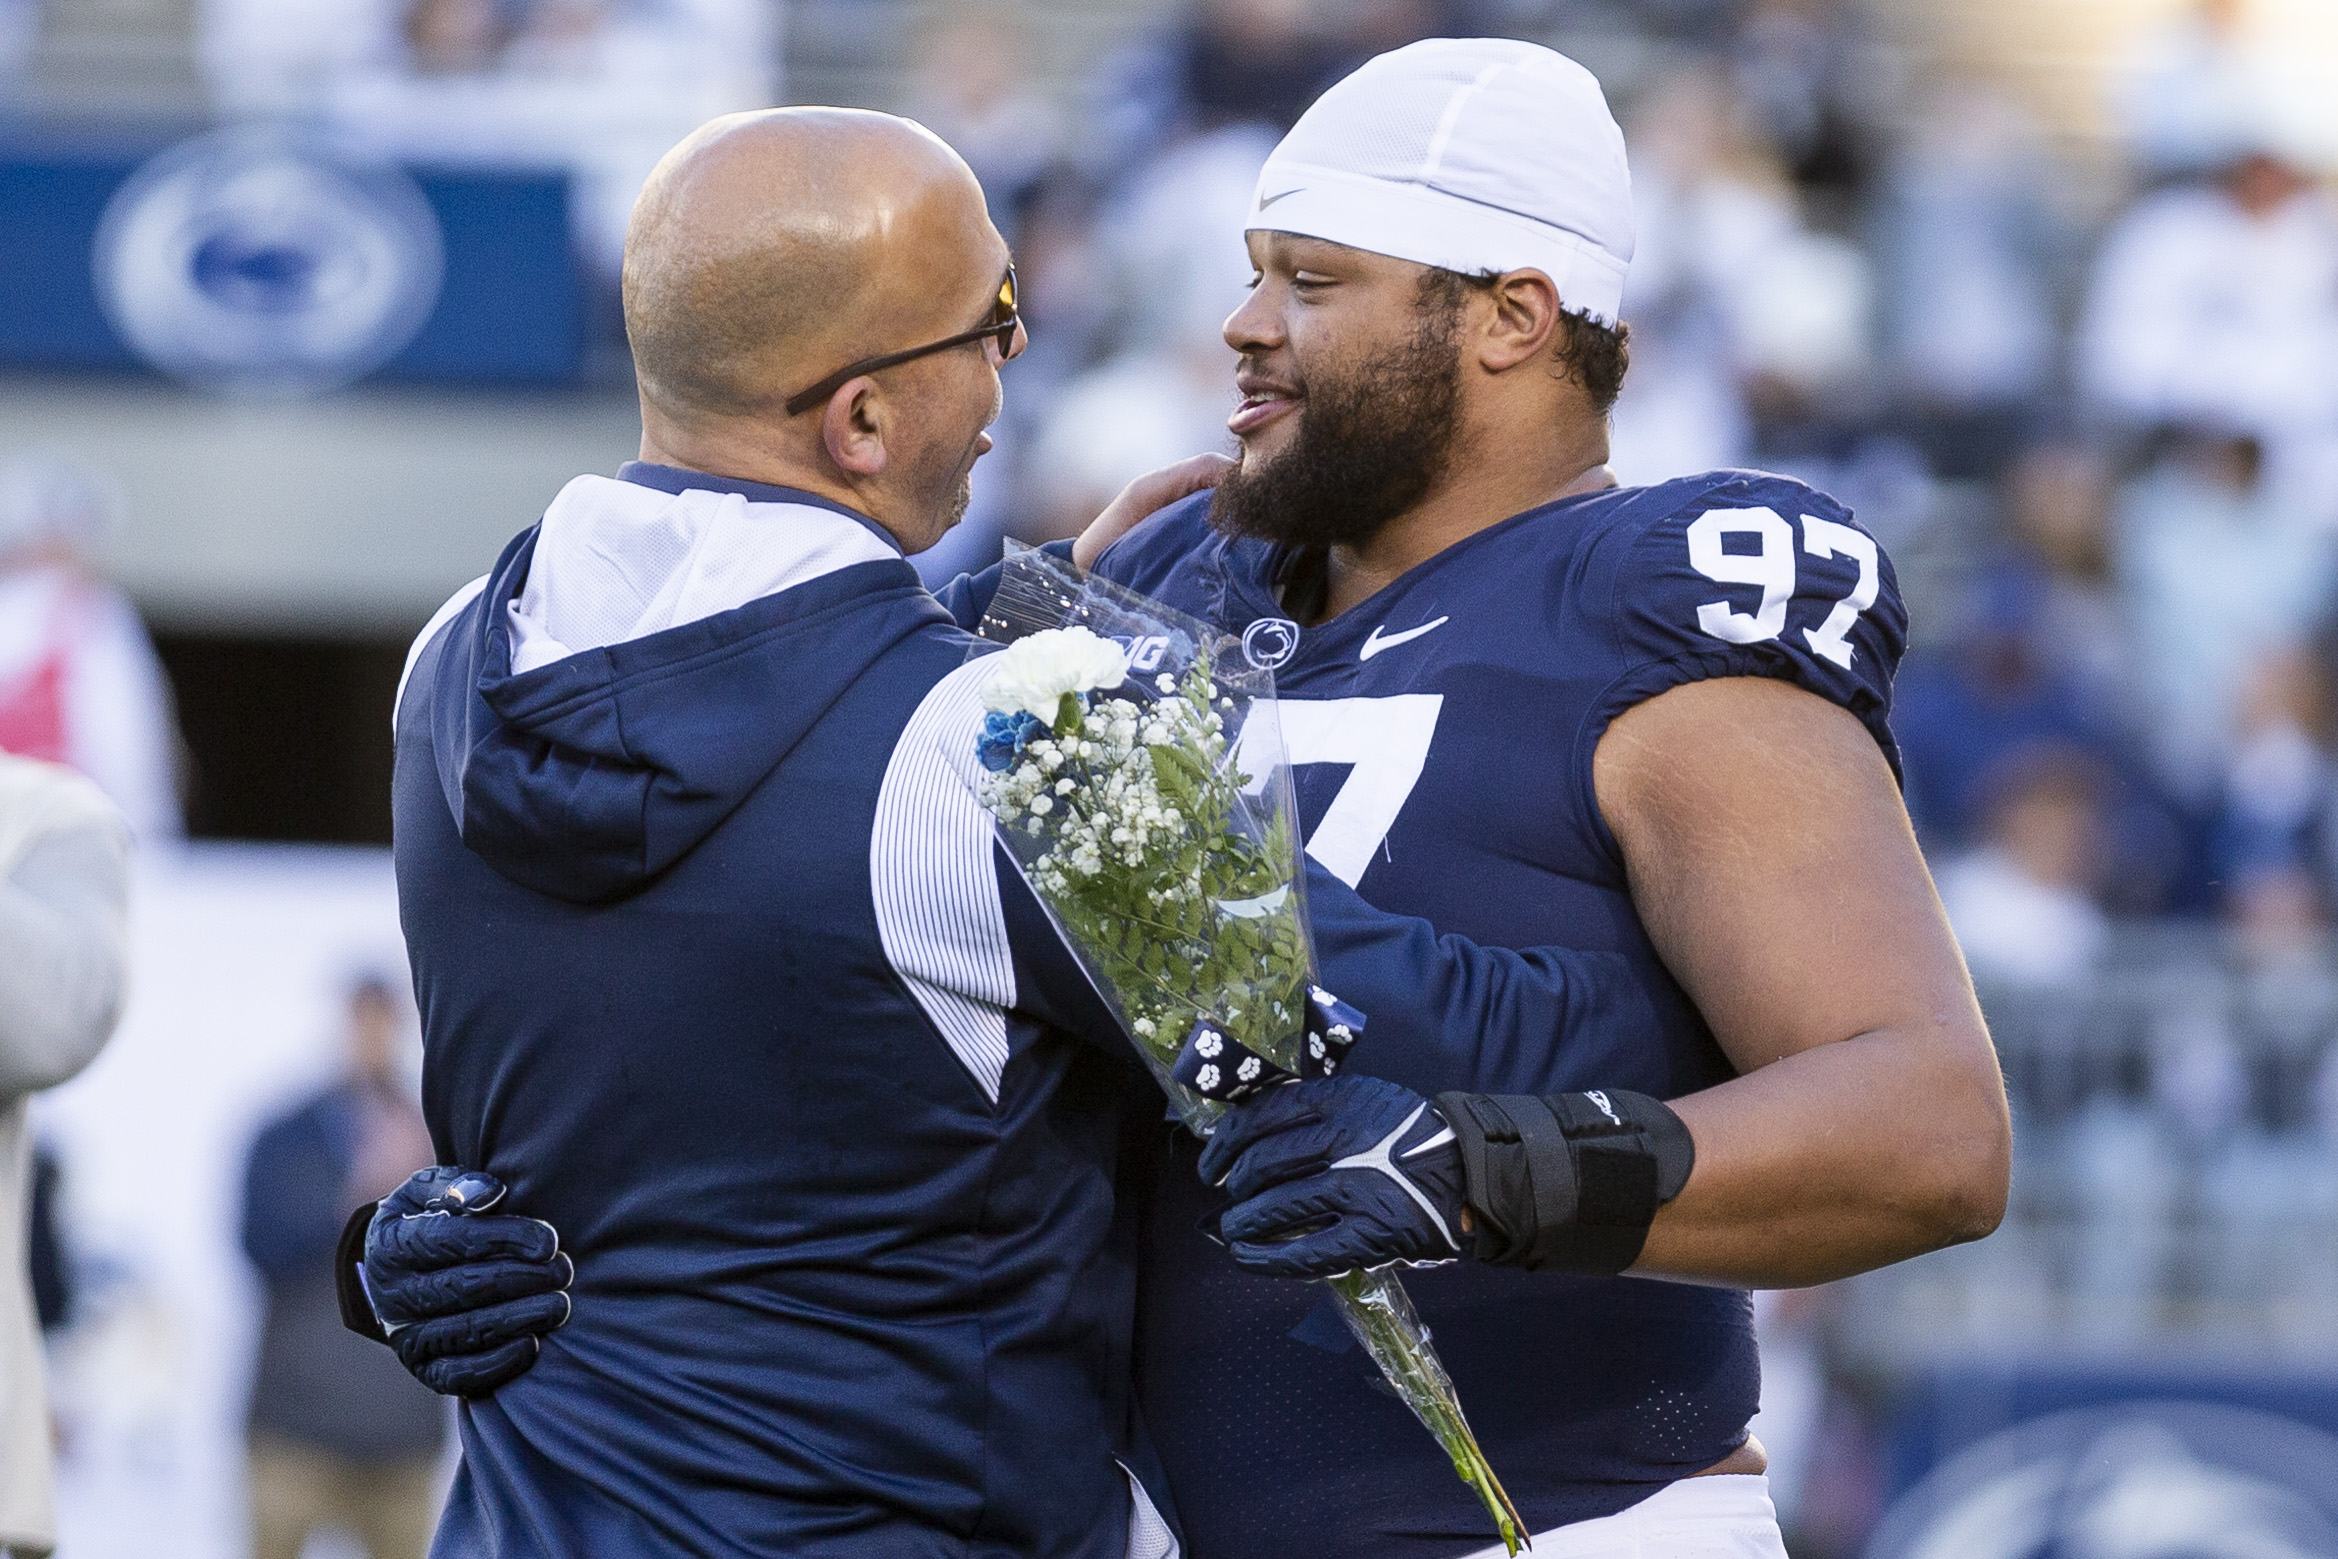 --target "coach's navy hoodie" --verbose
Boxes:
[392,465,1175,1558]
